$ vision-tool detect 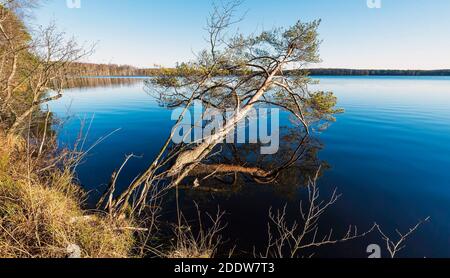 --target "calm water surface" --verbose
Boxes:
[48,76,450,258]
